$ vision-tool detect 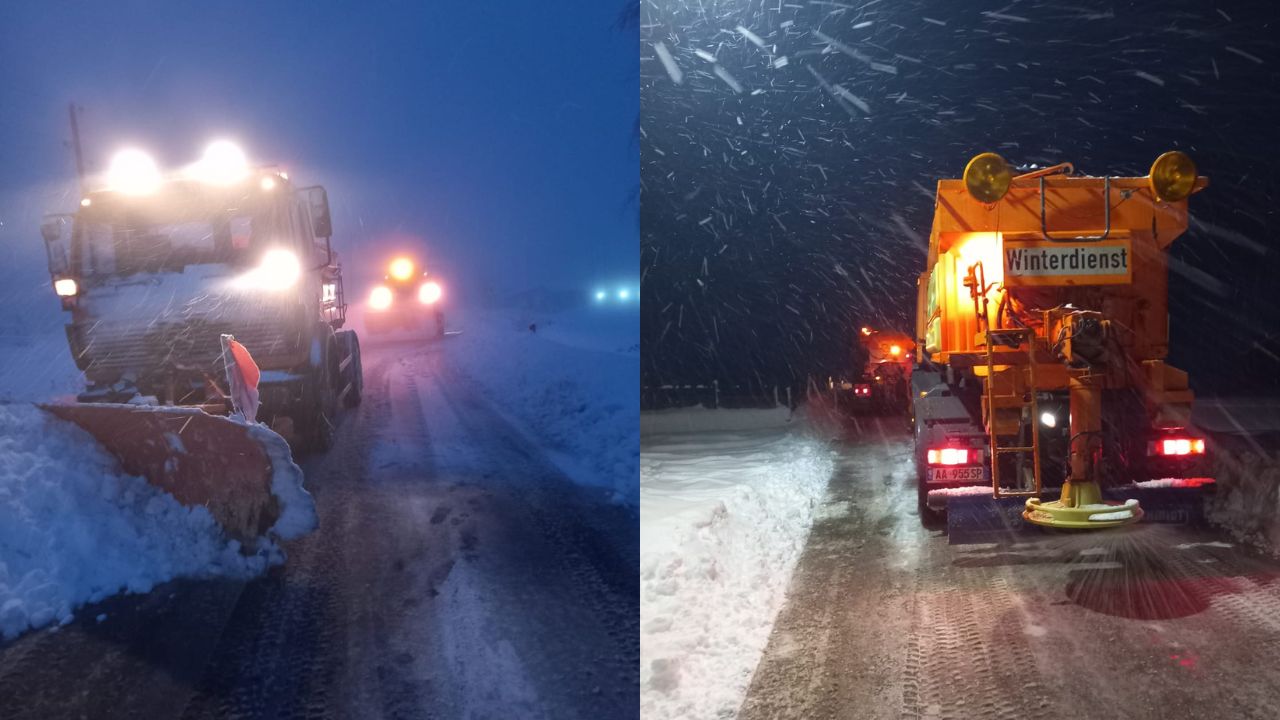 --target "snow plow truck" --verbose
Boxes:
[845,326,915,415]
[364,255,447,338]
[37,141,361,542]
[912,151,1211,531]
